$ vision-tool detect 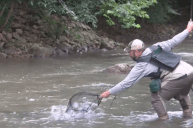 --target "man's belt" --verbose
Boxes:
[174,74,187,81]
